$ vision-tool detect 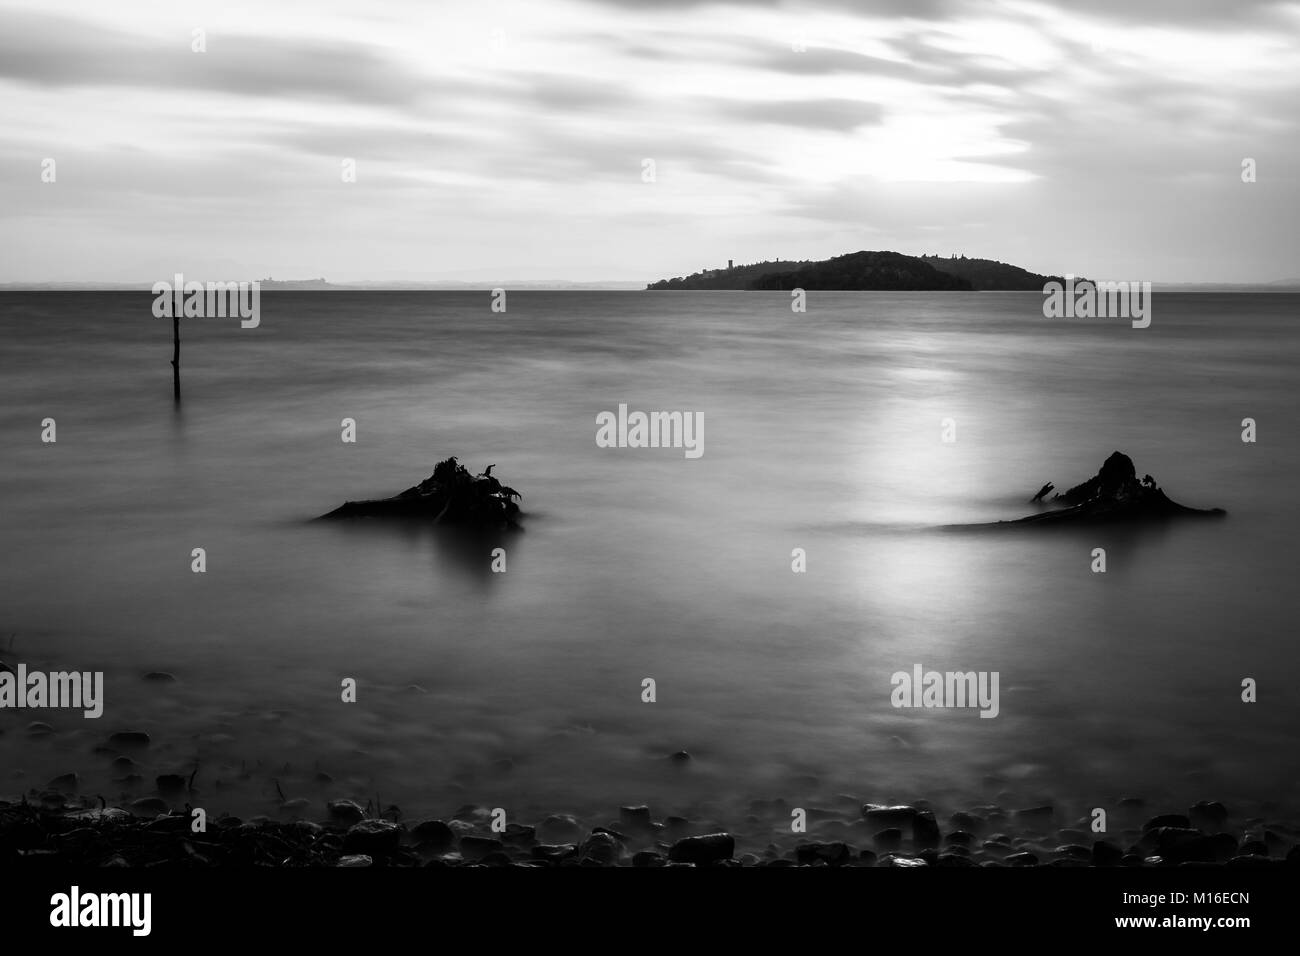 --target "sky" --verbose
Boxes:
[1,0,1297,284]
